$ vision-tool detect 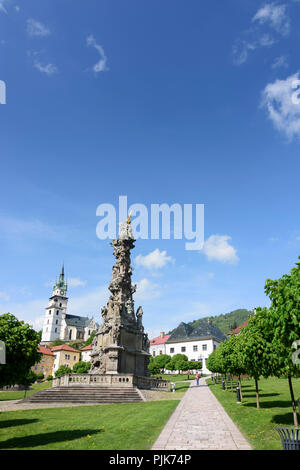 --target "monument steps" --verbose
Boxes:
[22,386,143,404]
